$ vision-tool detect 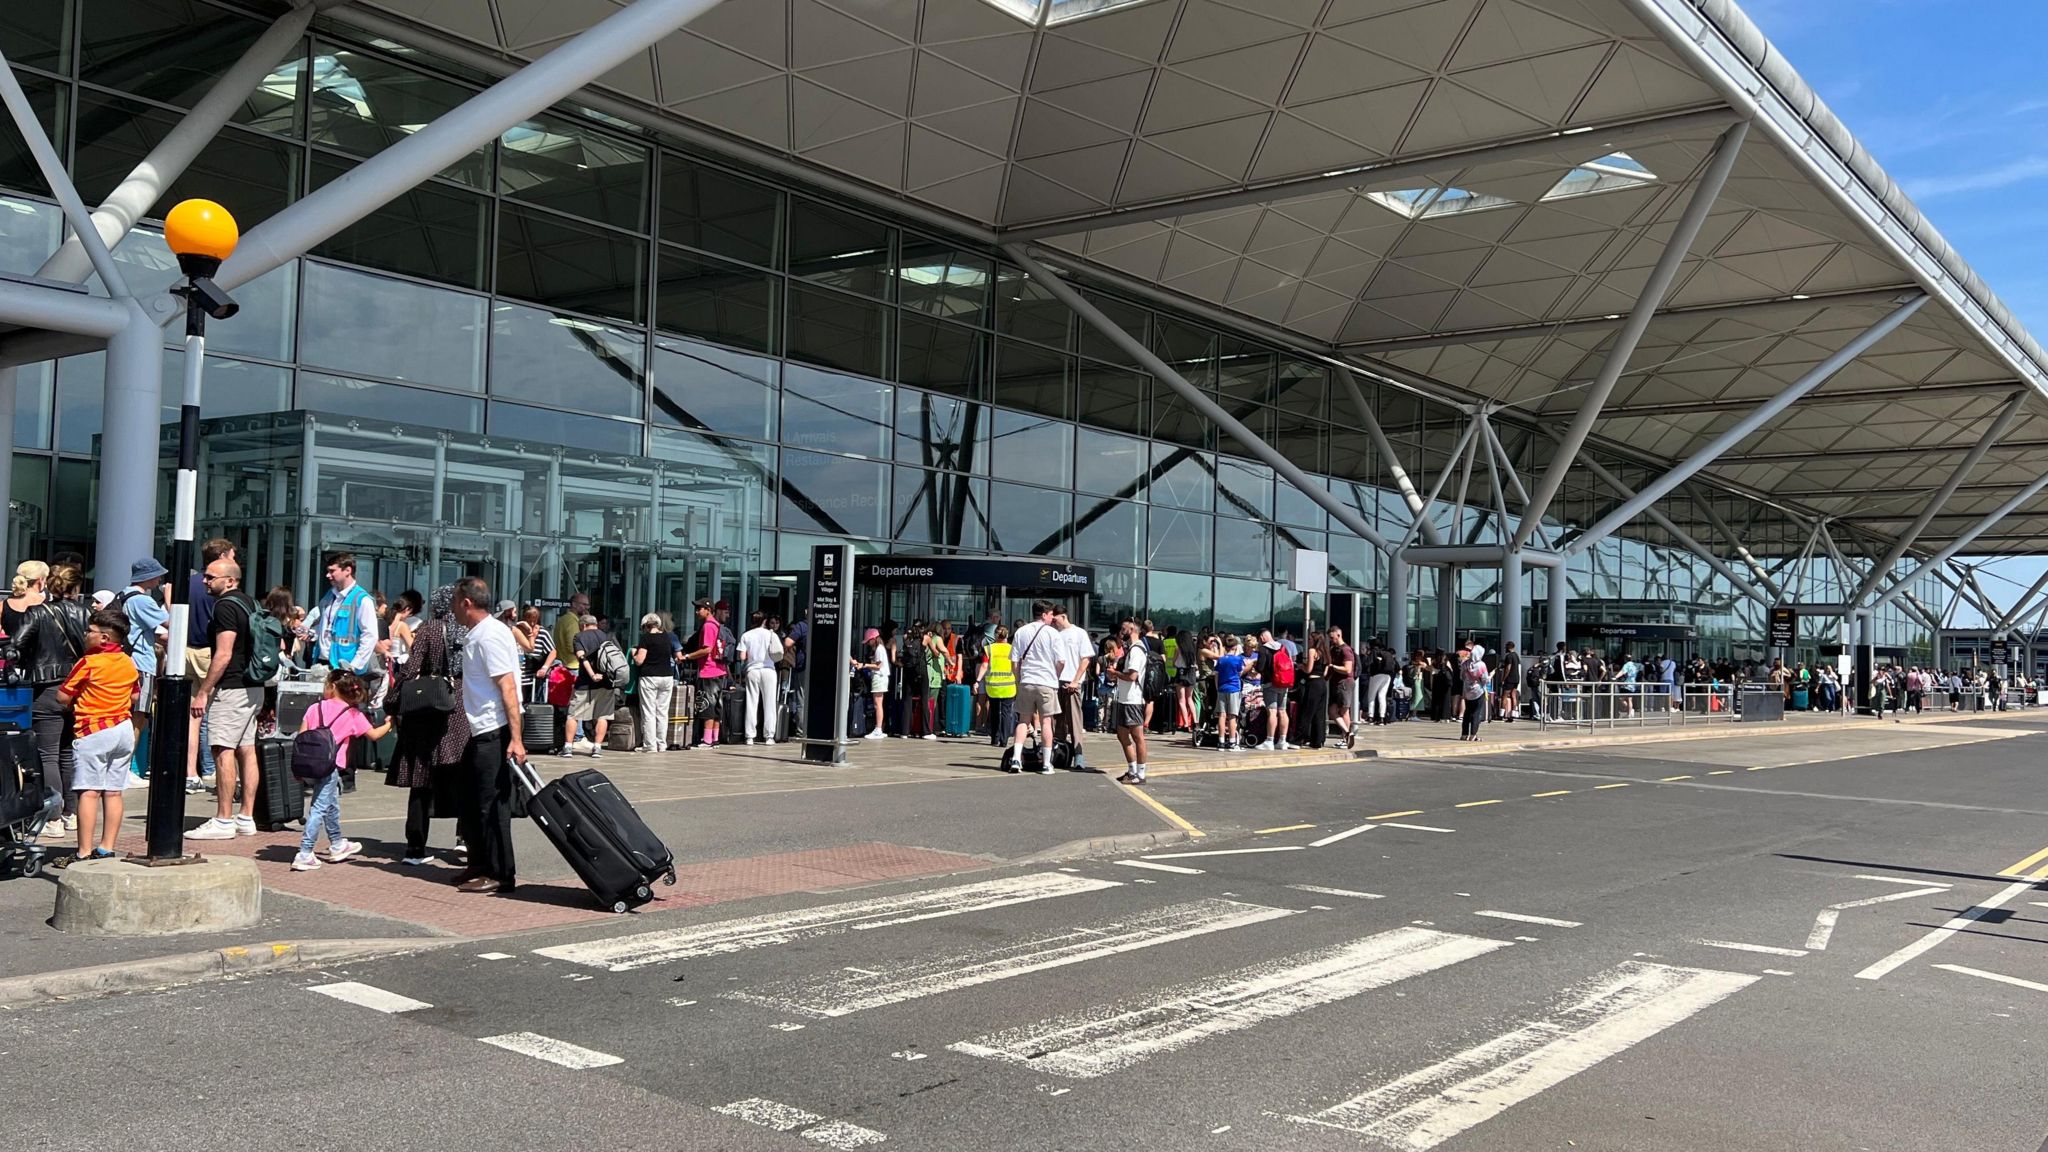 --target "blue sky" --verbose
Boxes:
[1741,0,2048,628]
